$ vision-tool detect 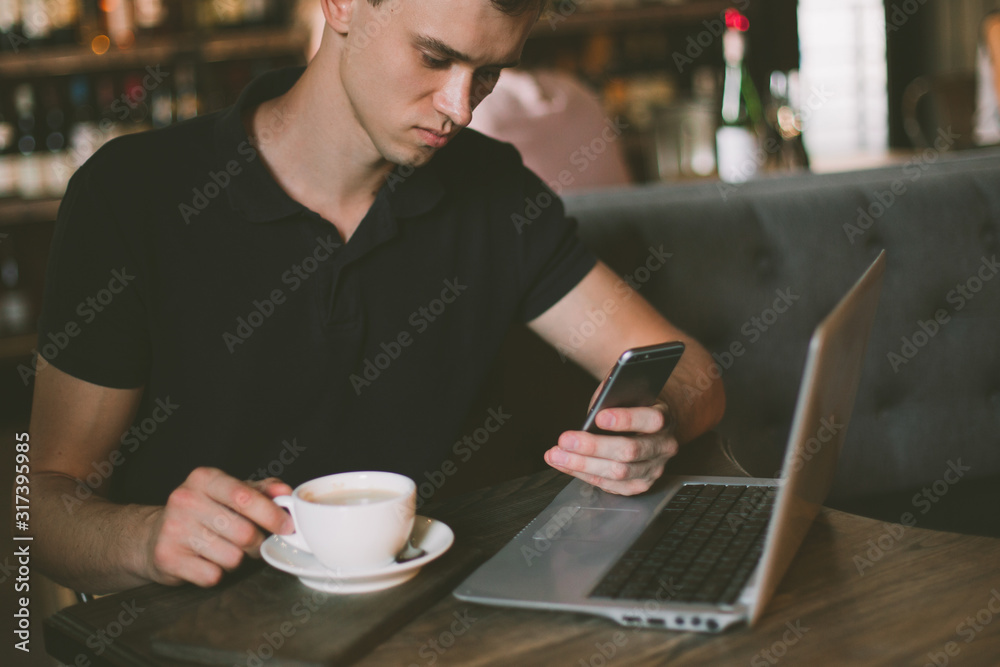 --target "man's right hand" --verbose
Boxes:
[142,467,294,587]
[32,364,299,593]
